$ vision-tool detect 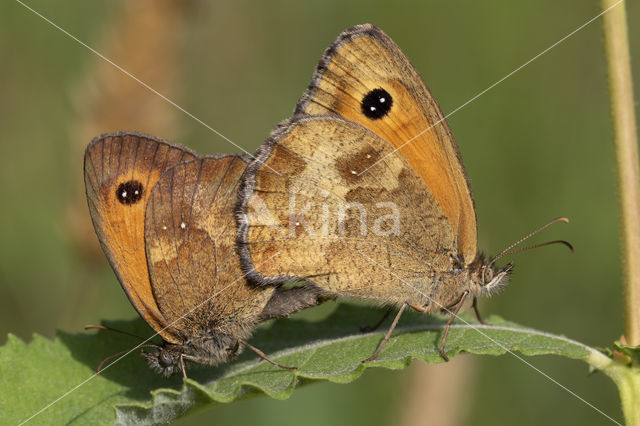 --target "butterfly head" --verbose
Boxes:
[464,218,572,298]
[467,254,513,297]
[142,344,184,377]
[142,334,243,376]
